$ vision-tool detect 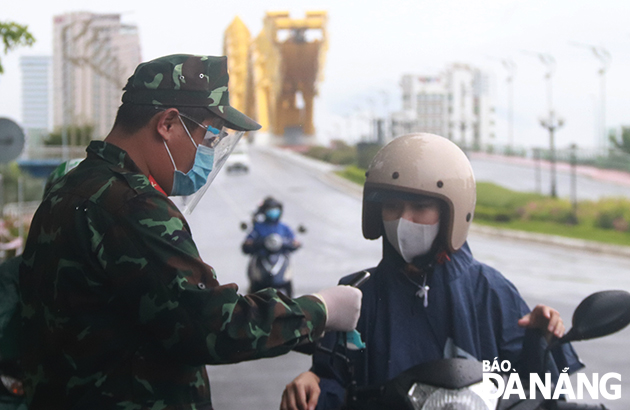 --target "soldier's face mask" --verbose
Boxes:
[163,116,217,196]
[173,114,245,212]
